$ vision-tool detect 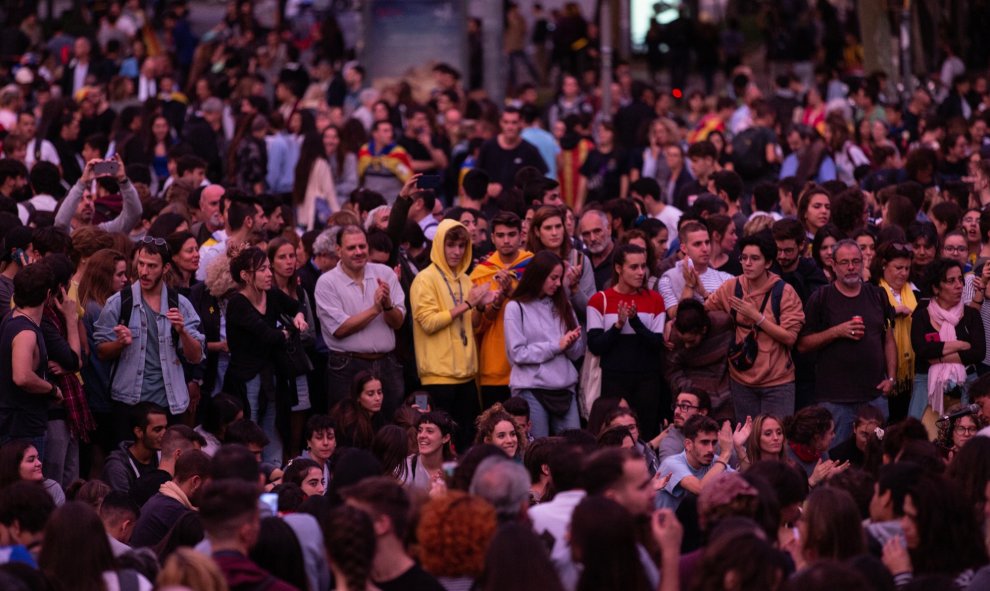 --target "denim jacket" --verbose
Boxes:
[94,282,205,414]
